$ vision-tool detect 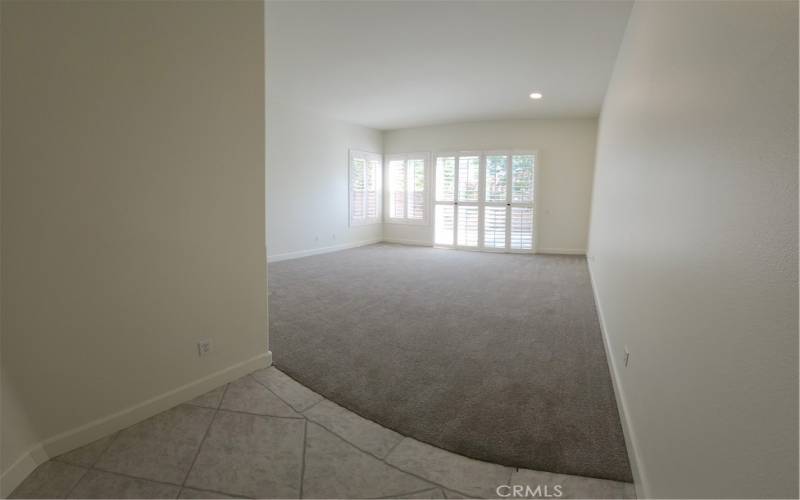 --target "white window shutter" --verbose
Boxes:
[349,150,382,226]
[389,159,406,219]
[407,158,425,220]
[385,153,428,224]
